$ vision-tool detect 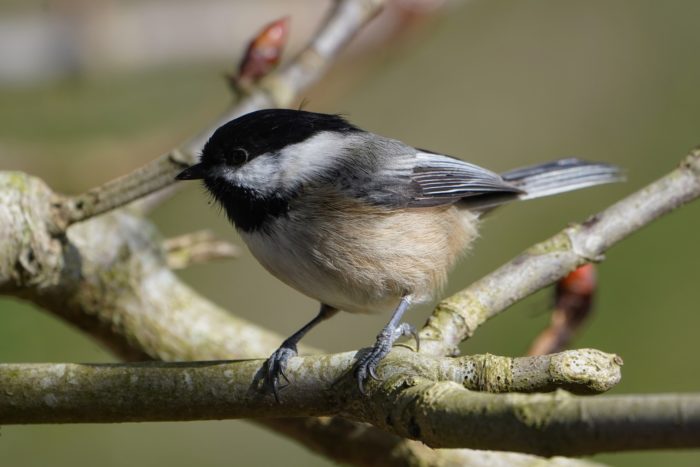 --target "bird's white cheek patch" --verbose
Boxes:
[219,156,282,196]
[216,131,357,195]
[277,132,344,183]
[235,154,279,184]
